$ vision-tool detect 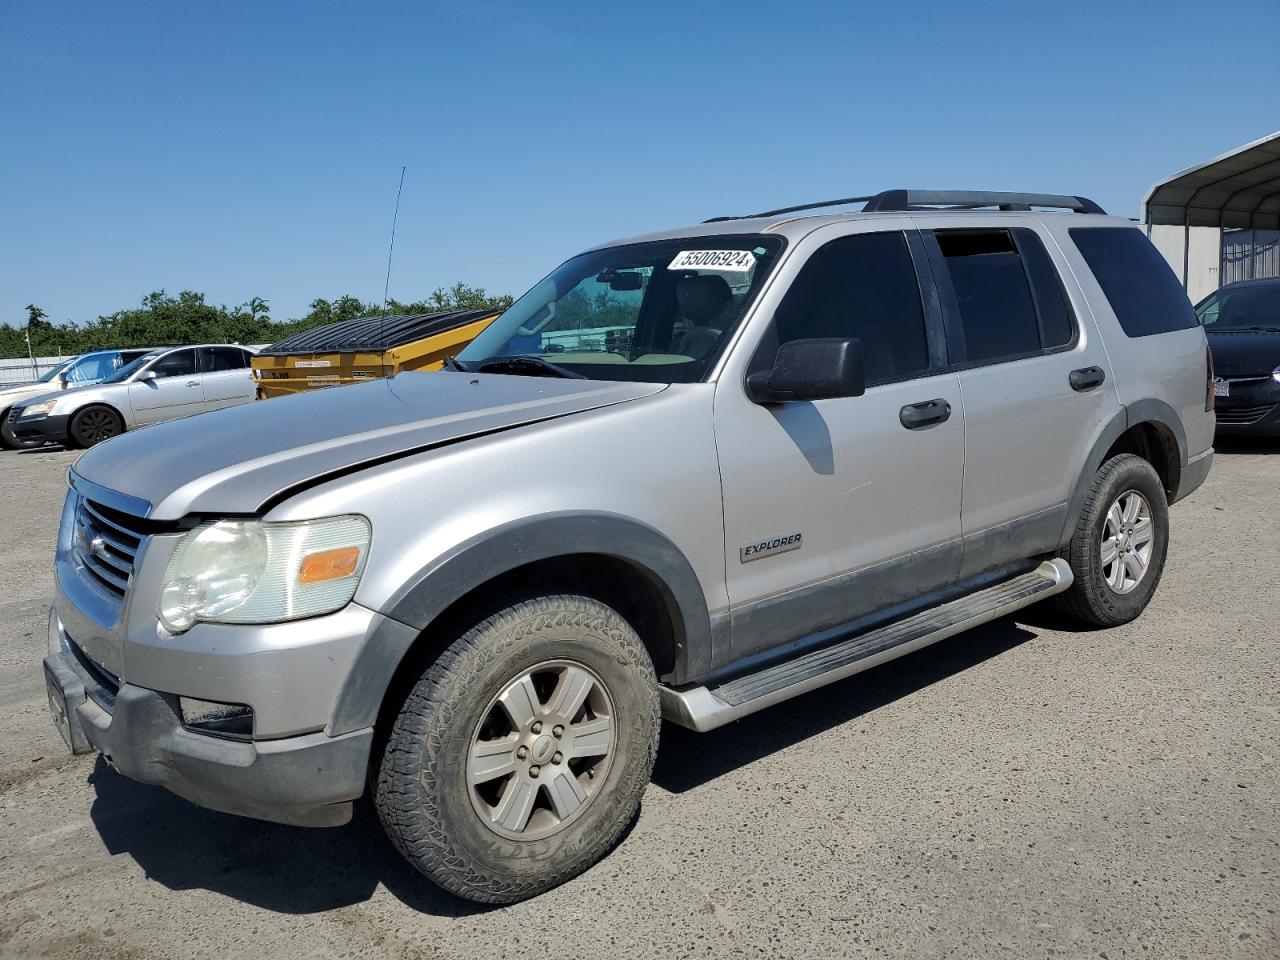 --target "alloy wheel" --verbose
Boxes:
[1100,490,1153,595]
[467,660,616,841]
